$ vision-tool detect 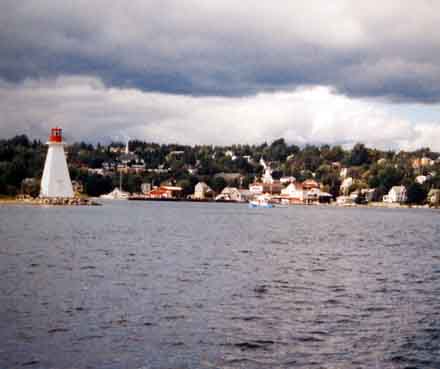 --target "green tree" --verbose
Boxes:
[406,182,428,205]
